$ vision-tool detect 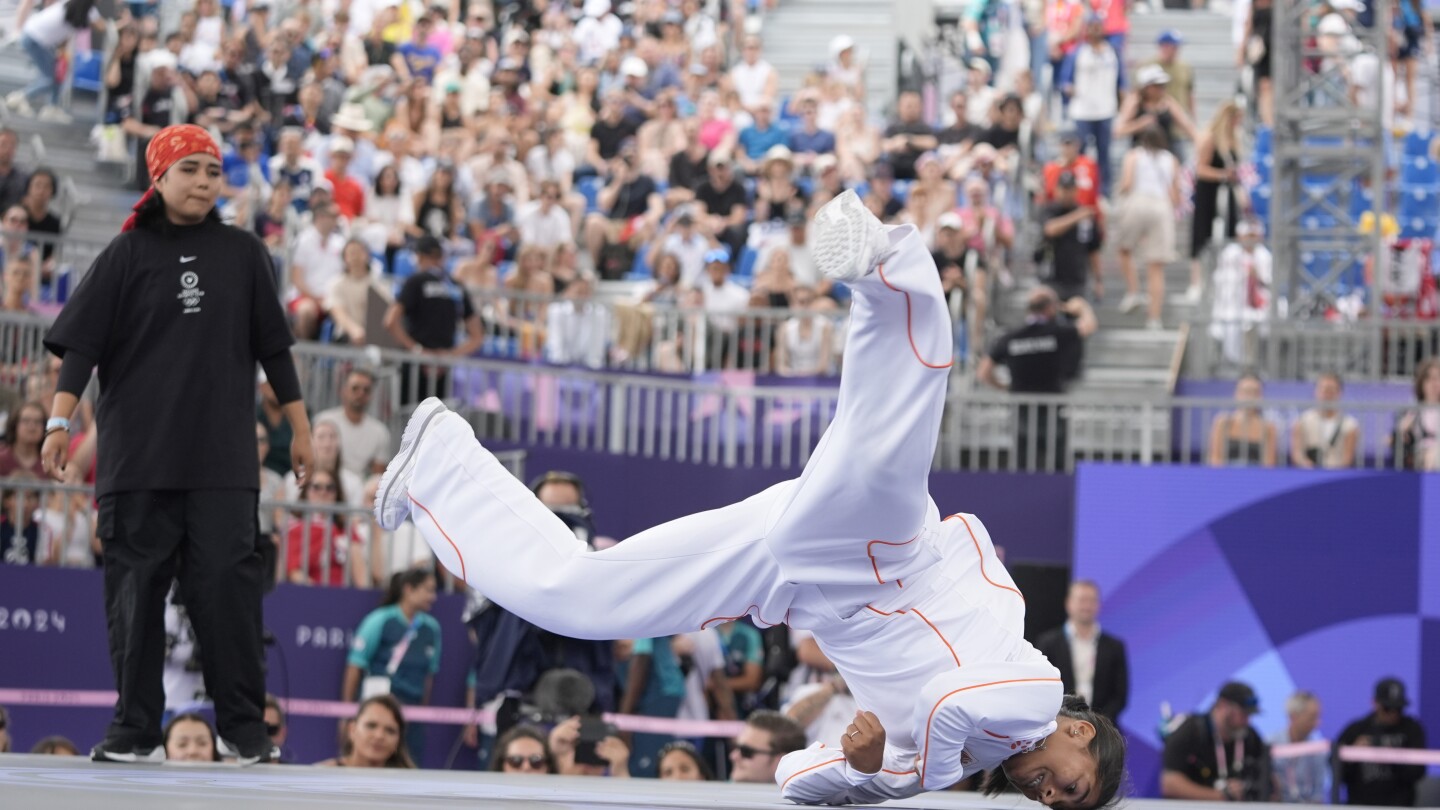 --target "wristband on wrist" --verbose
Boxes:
[45,417,70,434]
